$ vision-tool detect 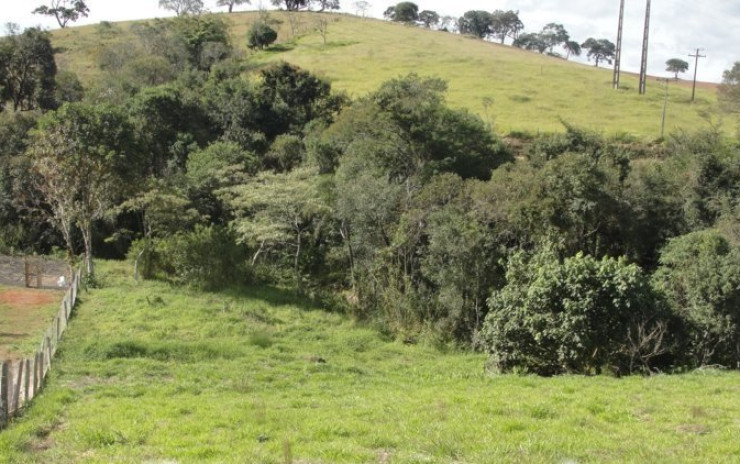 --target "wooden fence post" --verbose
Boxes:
[0,362,9,429]
[44,336,51,378]
[24,358,31,403]
[12,361,23,415]
[36,351,43,392]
